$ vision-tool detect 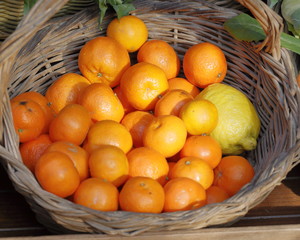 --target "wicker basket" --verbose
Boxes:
[0,0,299,236]
[0,0,95,43]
